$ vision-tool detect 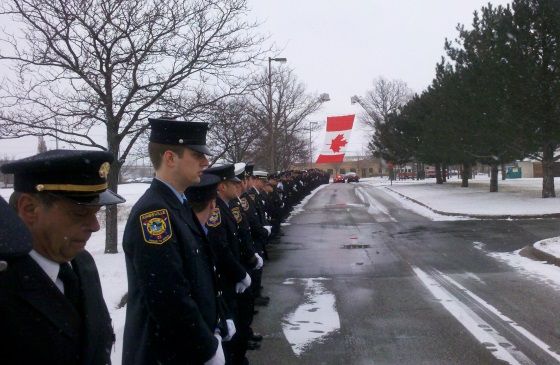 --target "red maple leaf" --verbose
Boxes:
[329,134,348,153]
